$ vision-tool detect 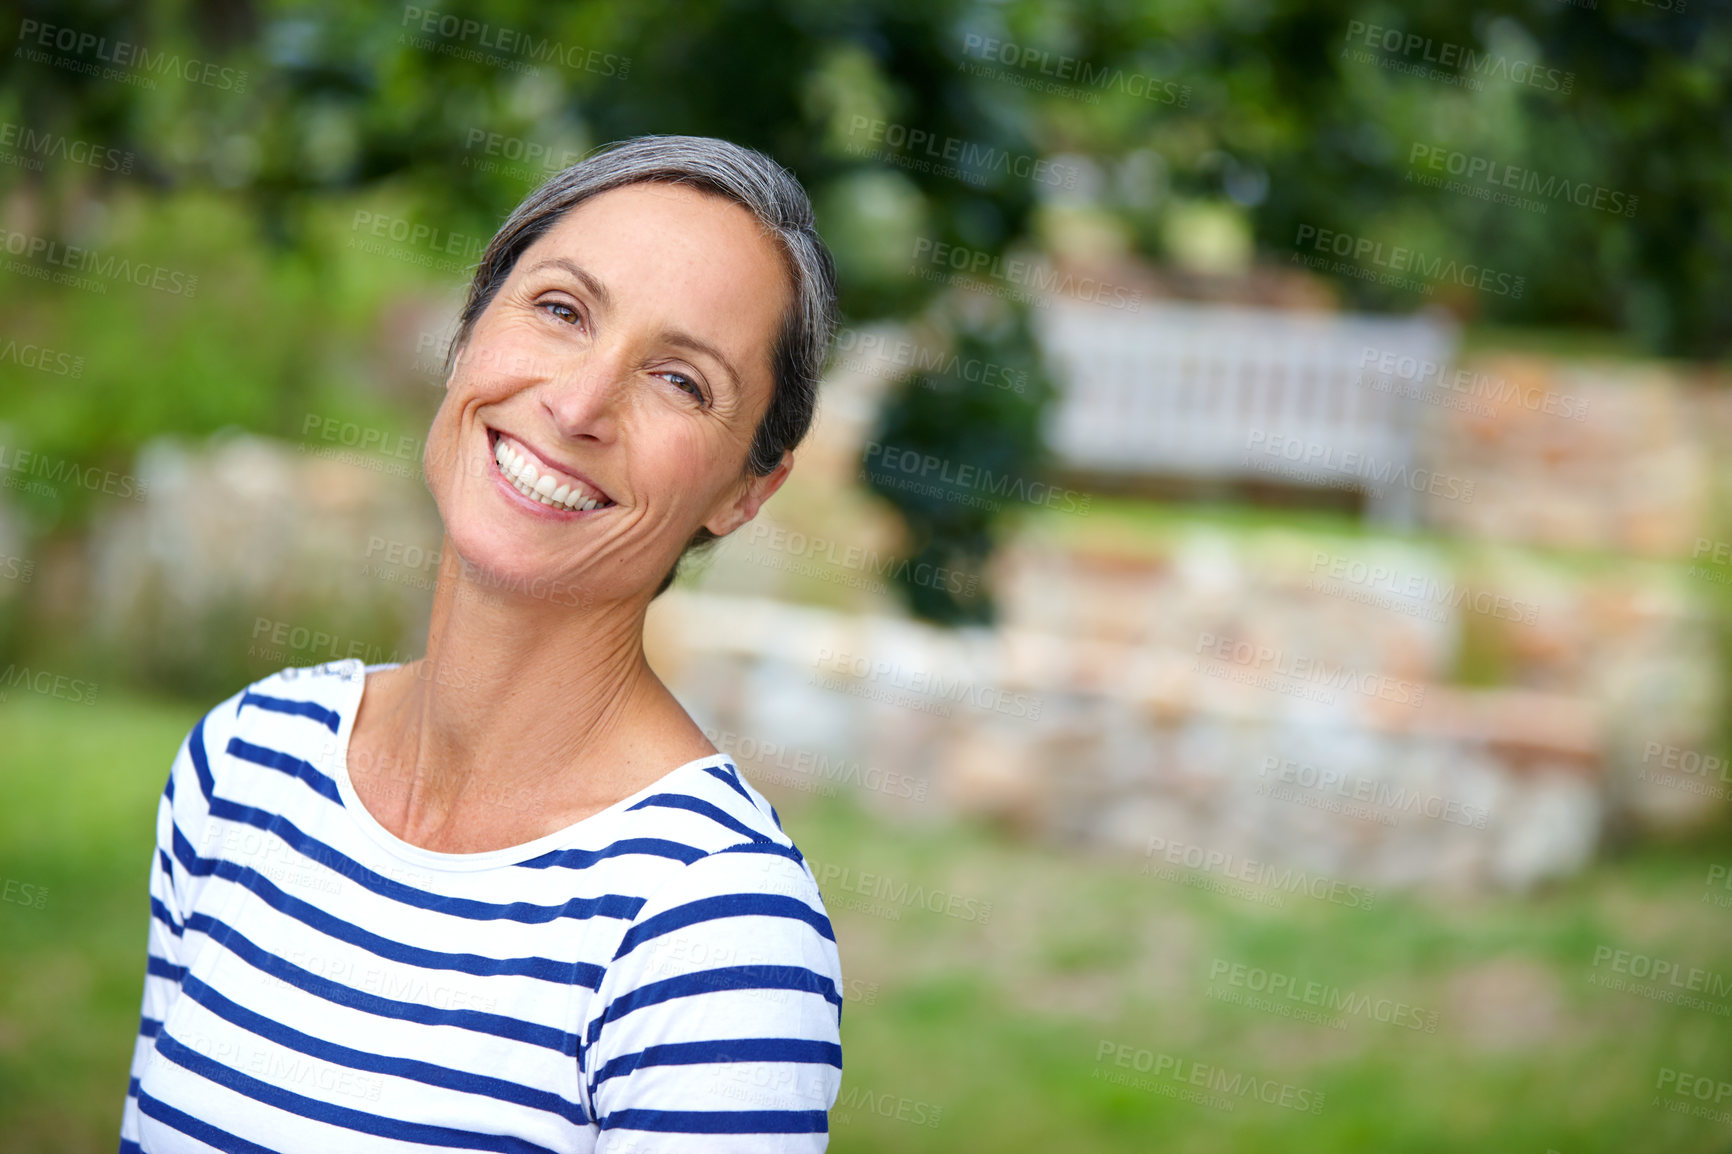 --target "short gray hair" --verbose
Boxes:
[447,135,838,595]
